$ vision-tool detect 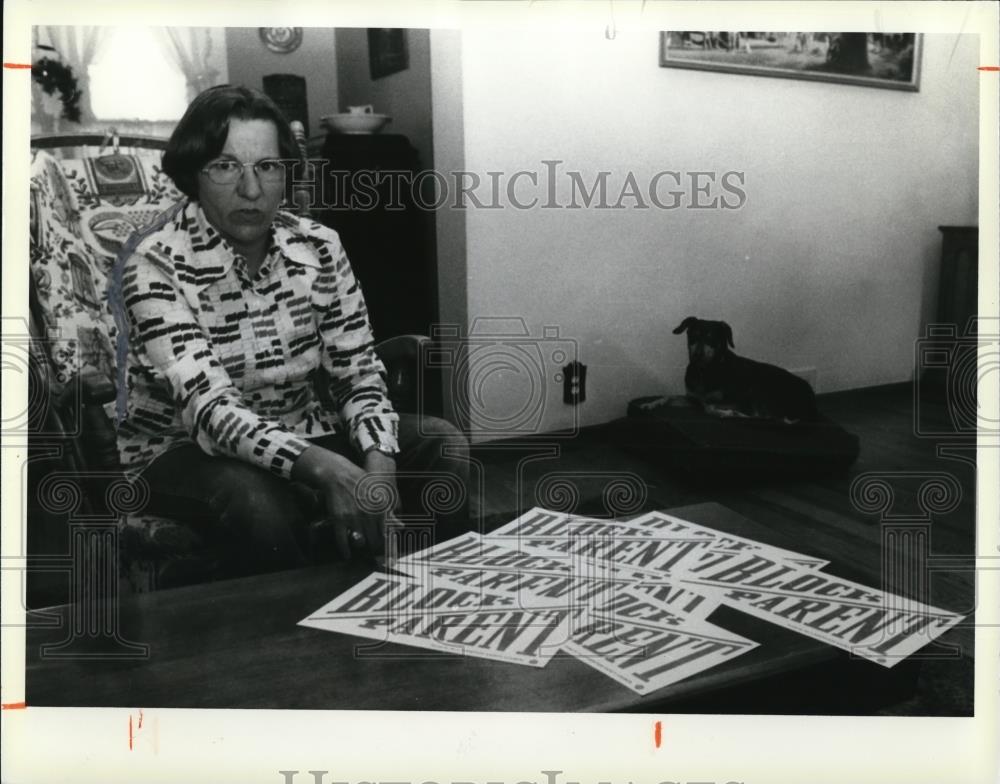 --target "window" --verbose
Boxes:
[88,27,188,121]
